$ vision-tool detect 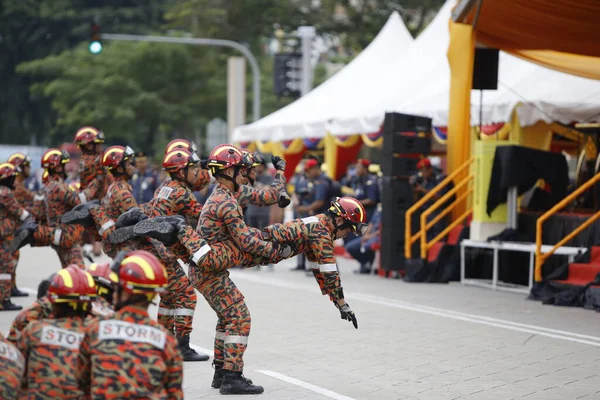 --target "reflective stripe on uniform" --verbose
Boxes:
[99,220,115,235]
[308,261,319,270]
[301,216,319,225]
[0,274,11,280]
[157,307,172,316]
[215,332,226,341]
[34,194,45,201]
[319,263,337,272]
[192,244,211,264]
[78,193,88,204]
[53,229,62,246]
[171,308,194,316]
[20,210,30,221]
[224,335,248,345]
